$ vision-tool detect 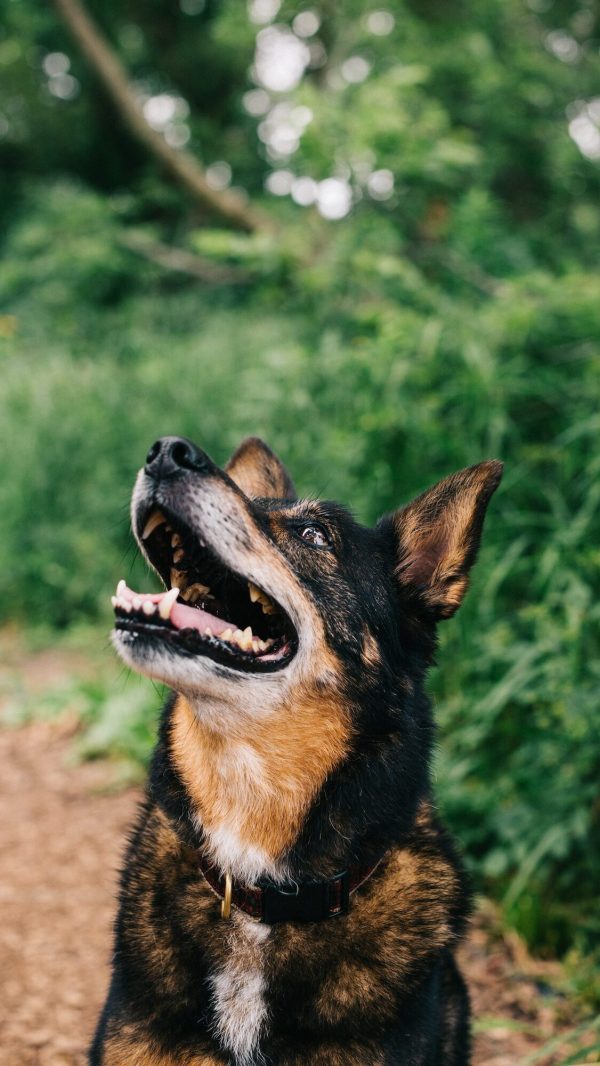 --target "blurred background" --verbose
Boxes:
[1,0,600,1059]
